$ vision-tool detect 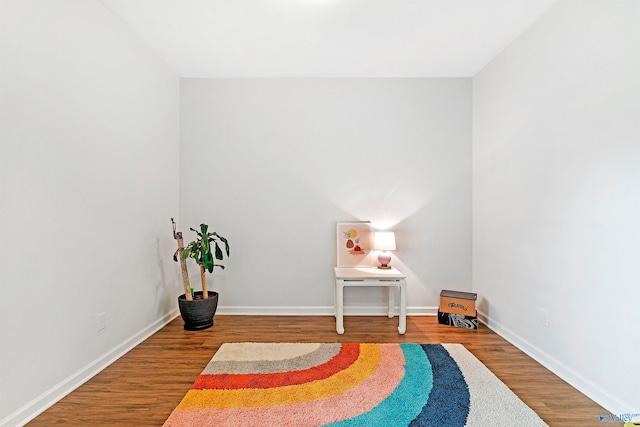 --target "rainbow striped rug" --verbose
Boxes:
[163,343,547,427]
